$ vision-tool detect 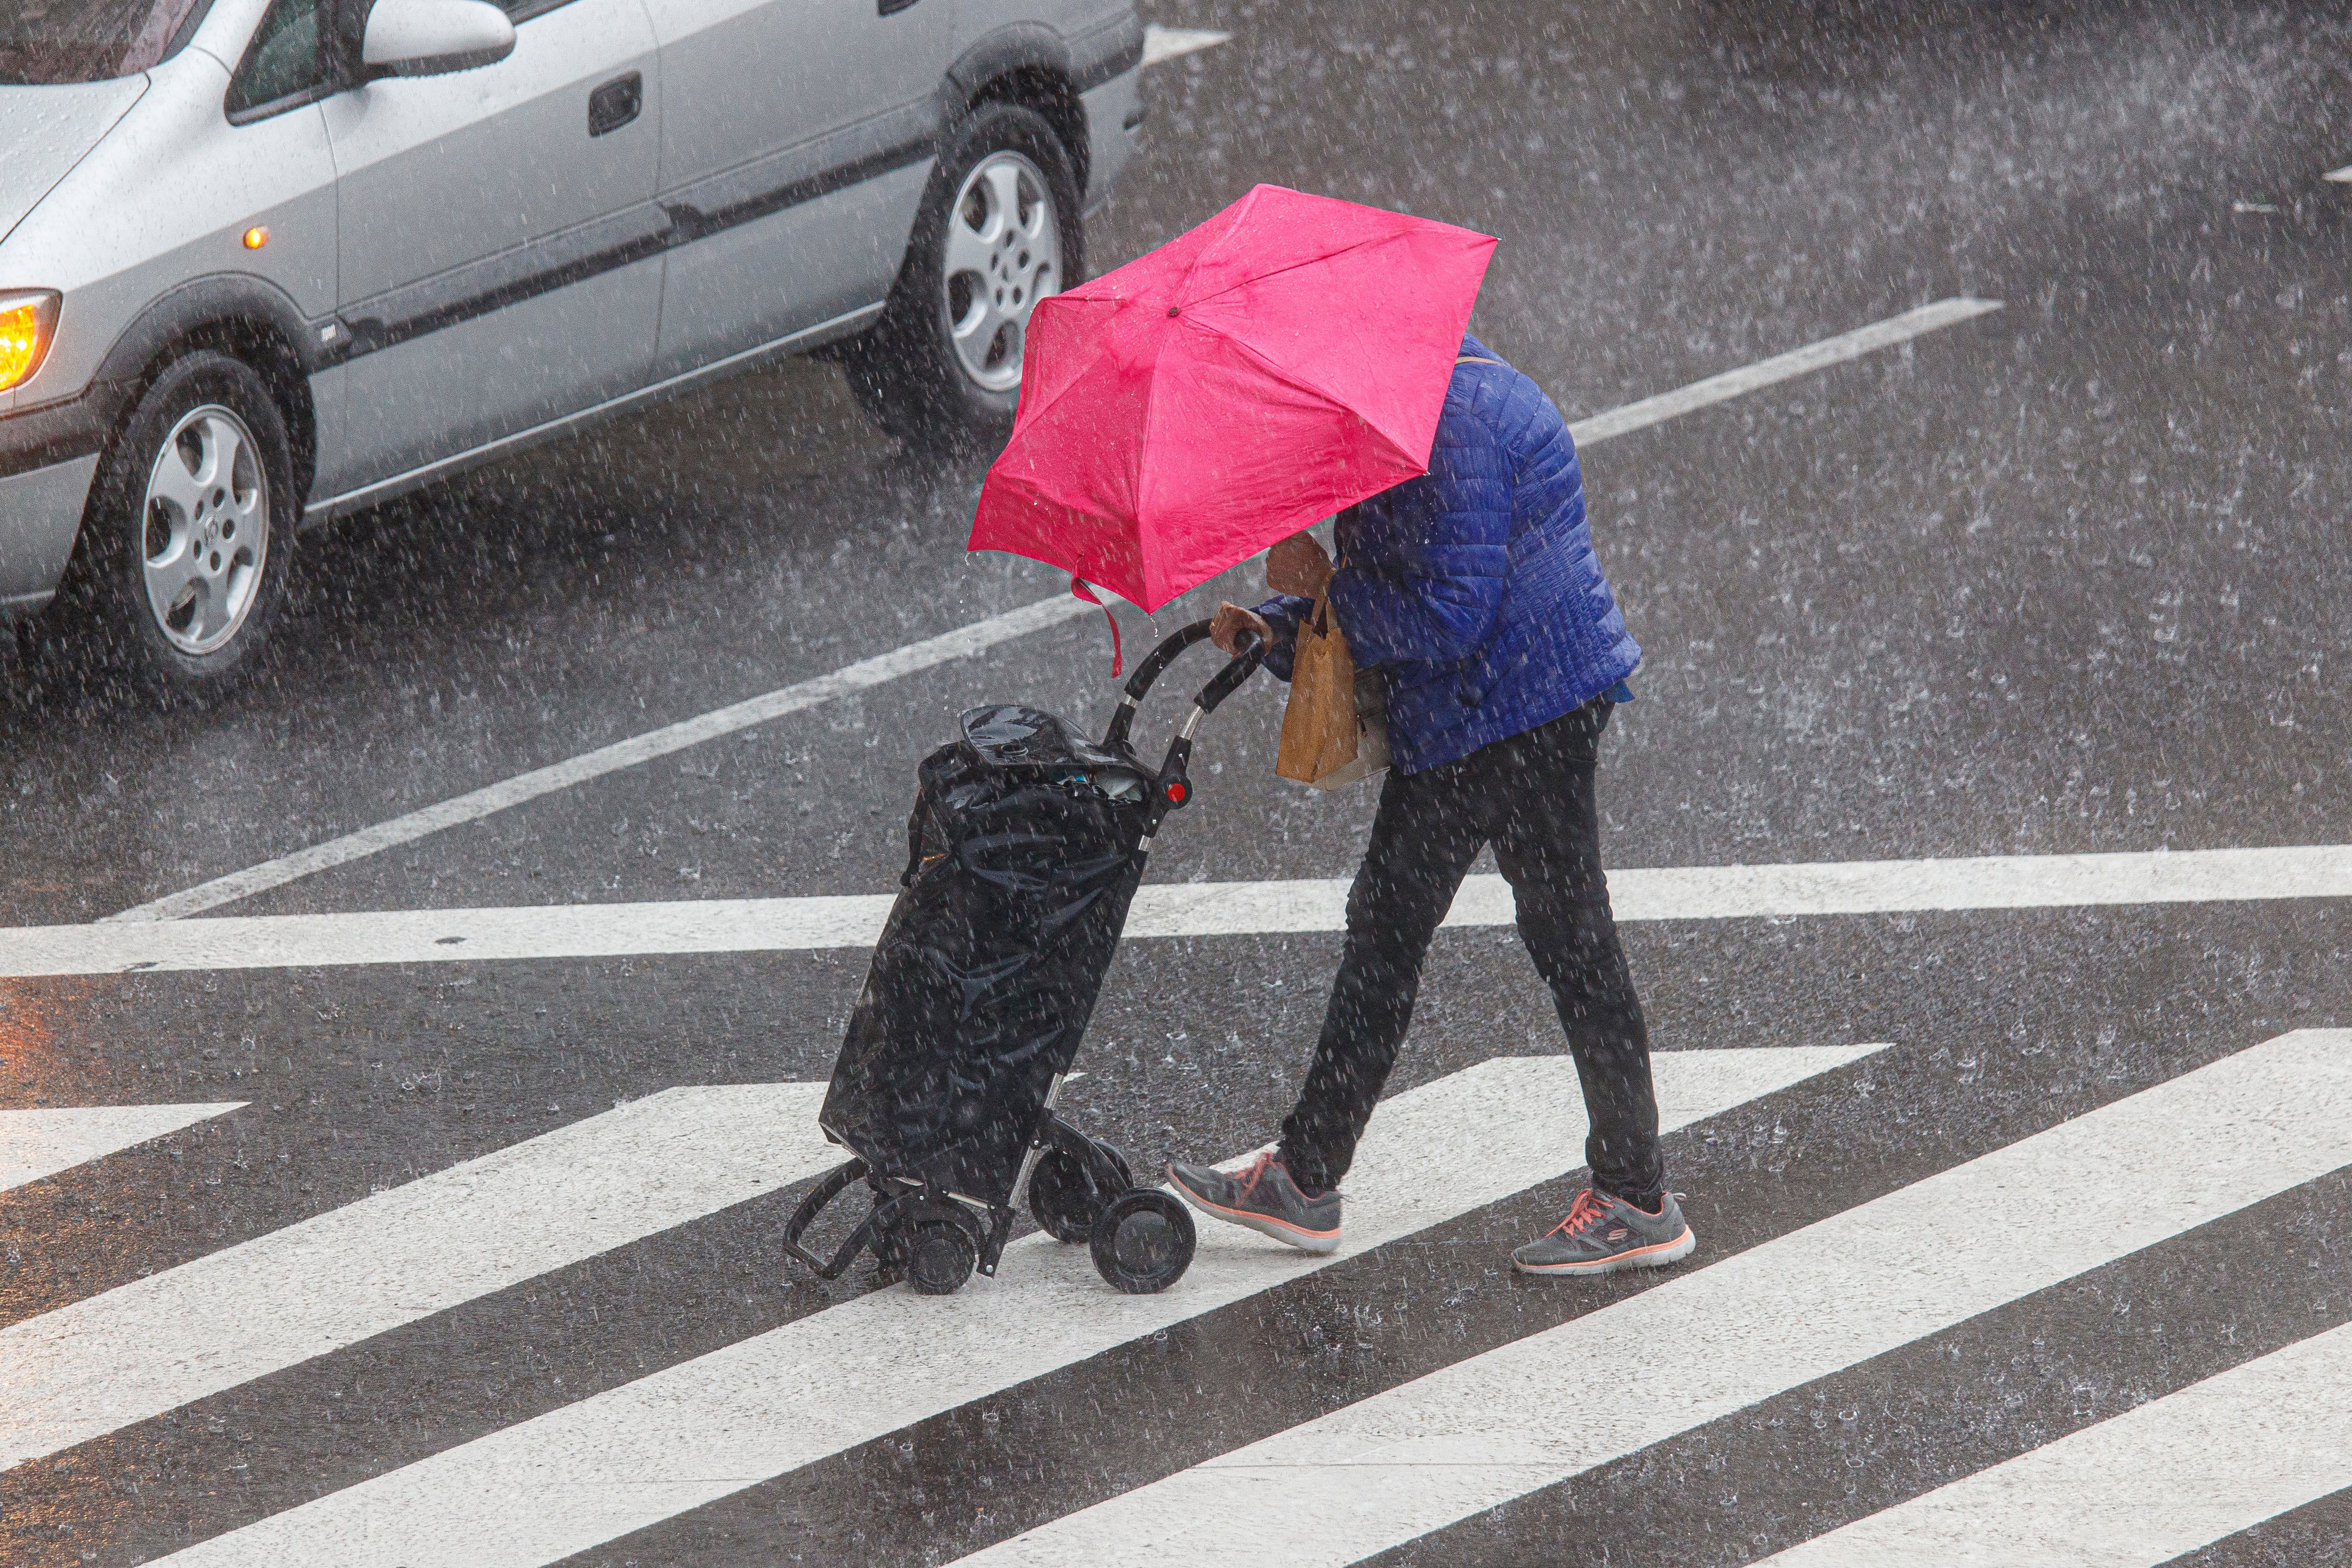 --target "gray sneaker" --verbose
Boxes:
[1168,1151,1342,1254]
[1512,1187,1695,1277]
